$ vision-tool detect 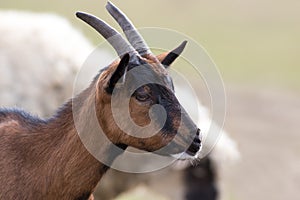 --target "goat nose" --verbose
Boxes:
[193,136,201,144]
[186,133,201,156]
[186,129,201,156]
[196,128,200,136]
[196,128,202,142]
